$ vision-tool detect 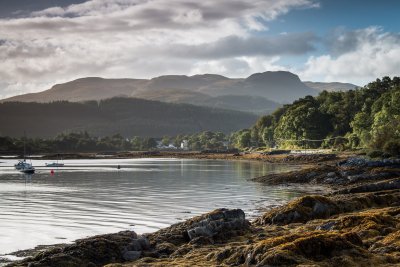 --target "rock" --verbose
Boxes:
[313,201,333,217]
[137,236,150,250]
[186,209,248,240]
[141,251,161,258]
[126,239,142,251]
[338,157,400,168]
[188,236,214,246]
[254,232,364,266]
[124,236,150,252]
[256,195,339,225]
[122,250,141,261]
[316,221,336,231]
[335,178,400,194]
[10,231,136,267]
[327,172,336,177]
[155,242,177,255]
